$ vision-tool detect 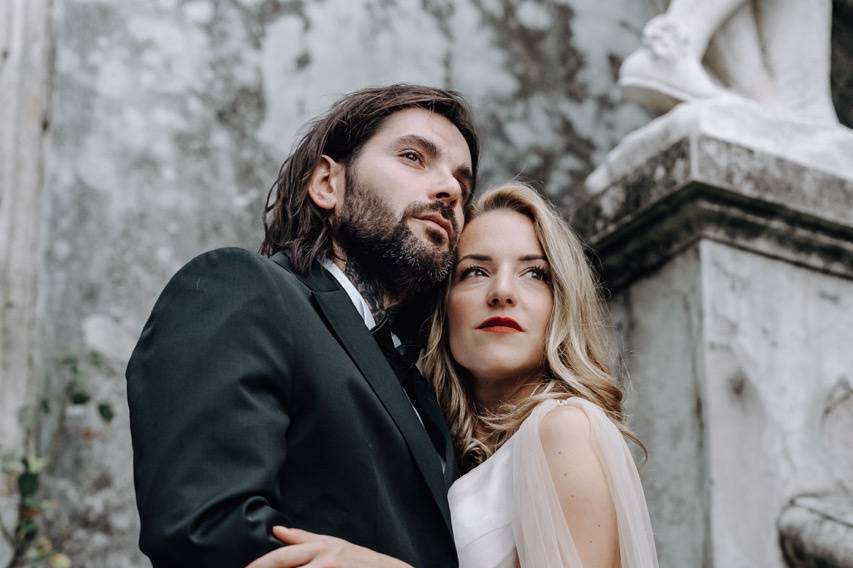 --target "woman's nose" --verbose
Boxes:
[486,275,516,307]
